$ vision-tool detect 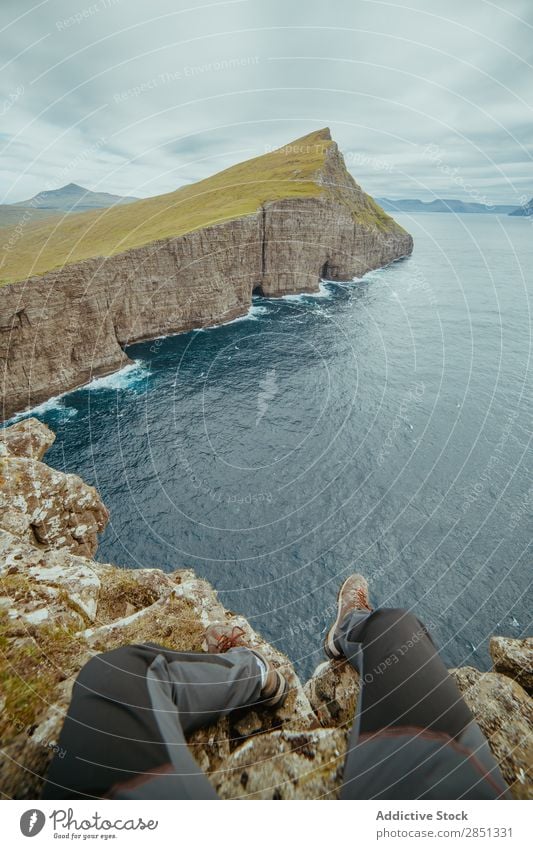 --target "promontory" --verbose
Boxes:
[0,128,413,420]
